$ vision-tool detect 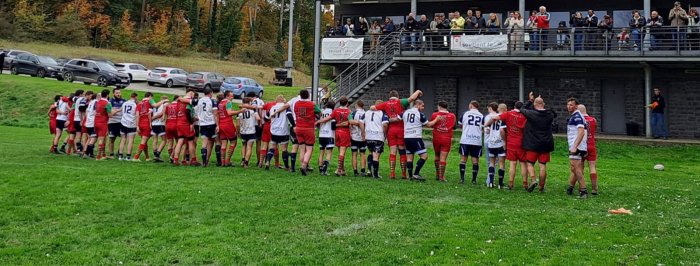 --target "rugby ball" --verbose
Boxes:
[653,164,665,171]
